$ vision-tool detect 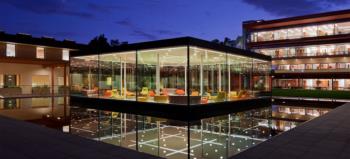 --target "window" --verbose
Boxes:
[36,47,45,59]
[303,26,317,37]
[273,29,287,40]
[328,63,336,69]
[6,44,15,57]
[317,24,334,36]
[62,49,69,61]
[287,28,302,39]
[335,22,350,34]
[258,31,274,41]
